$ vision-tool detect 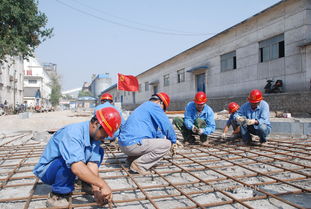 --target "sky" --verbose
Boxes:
[36,0,281,91]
